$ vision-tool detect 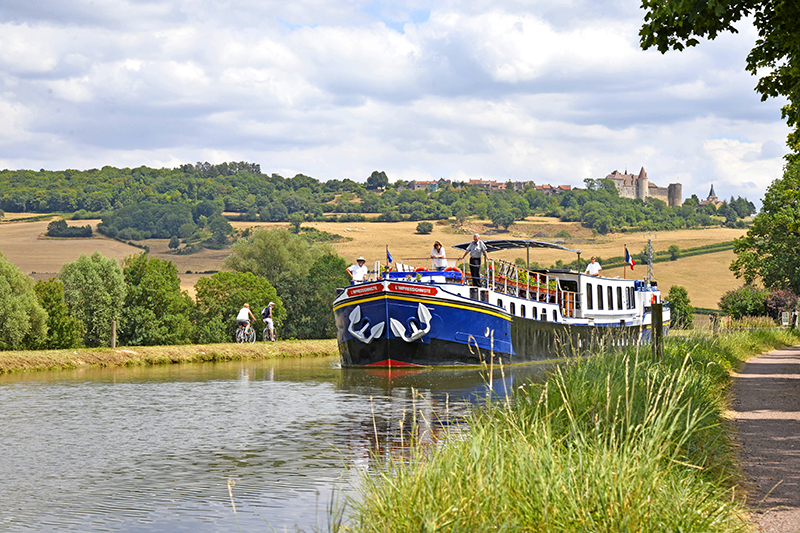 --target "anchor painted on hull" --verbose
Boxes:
[390,303,432,342]
[347,306,384,344]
